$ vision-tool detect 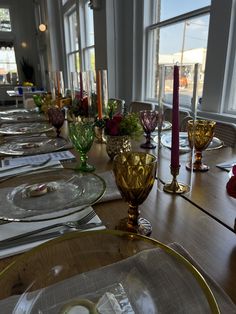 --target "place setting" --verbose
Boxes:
[0,122,54,135]
[0,108,46,124]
